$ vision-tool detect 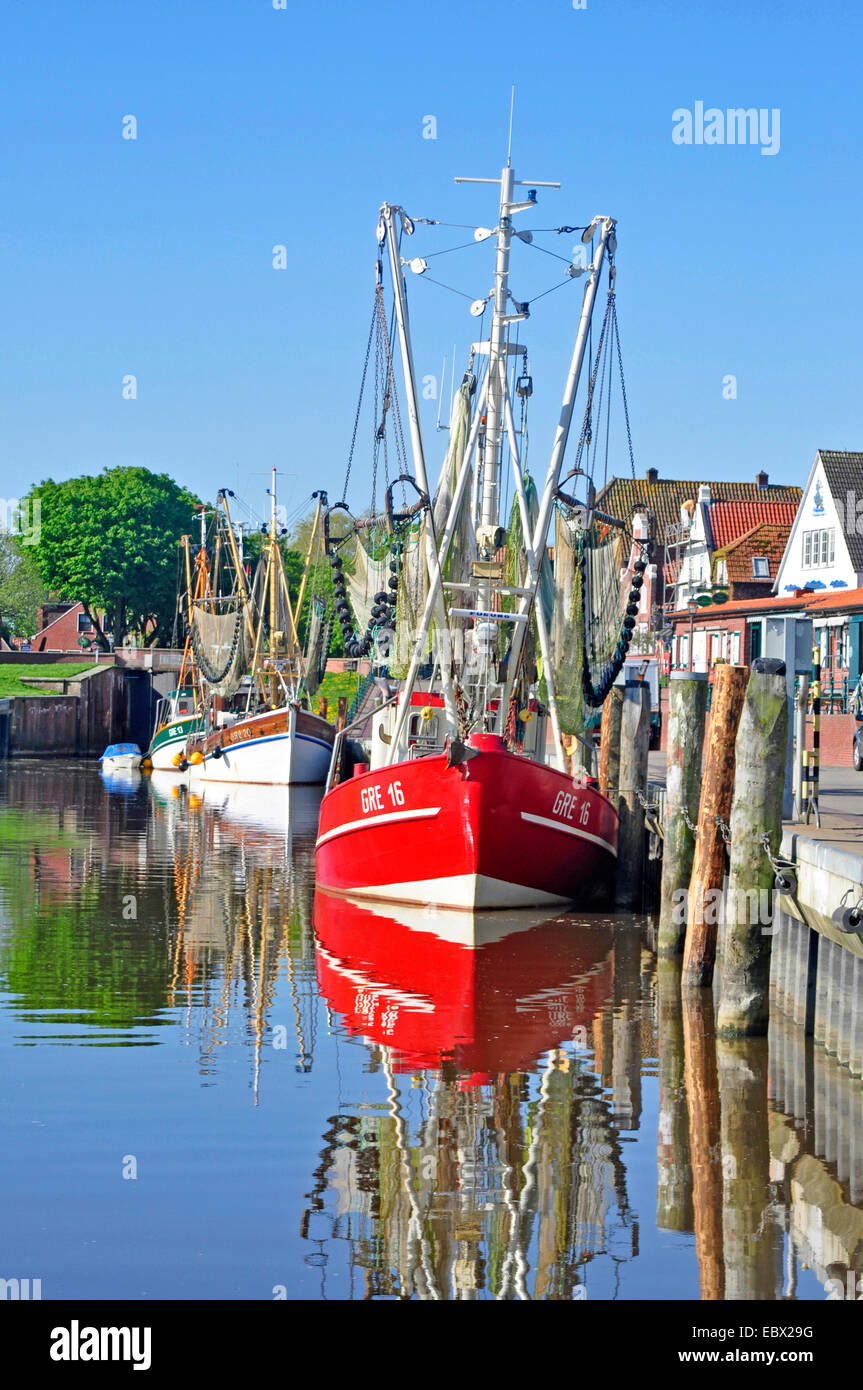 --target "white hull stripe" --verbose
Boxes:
[520,811,617,857]
[315,806,440,848]
[318,874,571,915]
